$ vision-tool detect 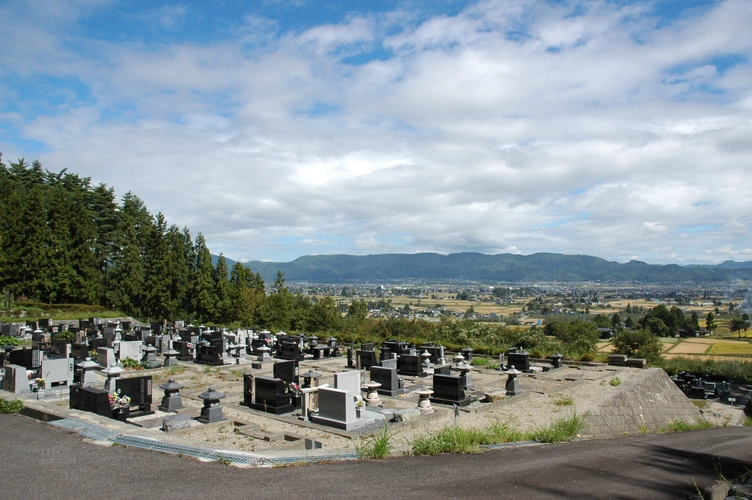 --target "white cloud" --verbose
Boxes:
[1,0,751,264]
